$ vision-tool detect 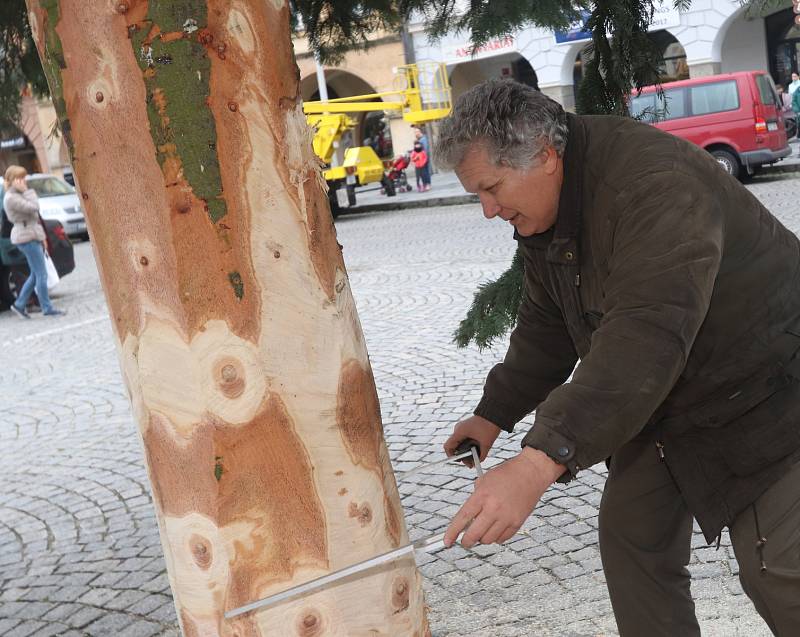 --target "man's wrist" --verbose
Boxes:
[517,446,567,483]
